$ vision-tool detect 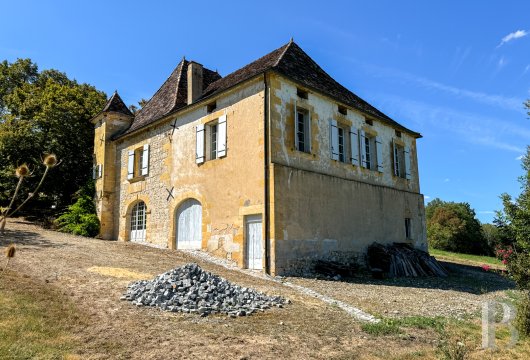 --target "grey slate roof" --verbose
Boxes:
[102,91,133,117]
[115,41,420,138]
